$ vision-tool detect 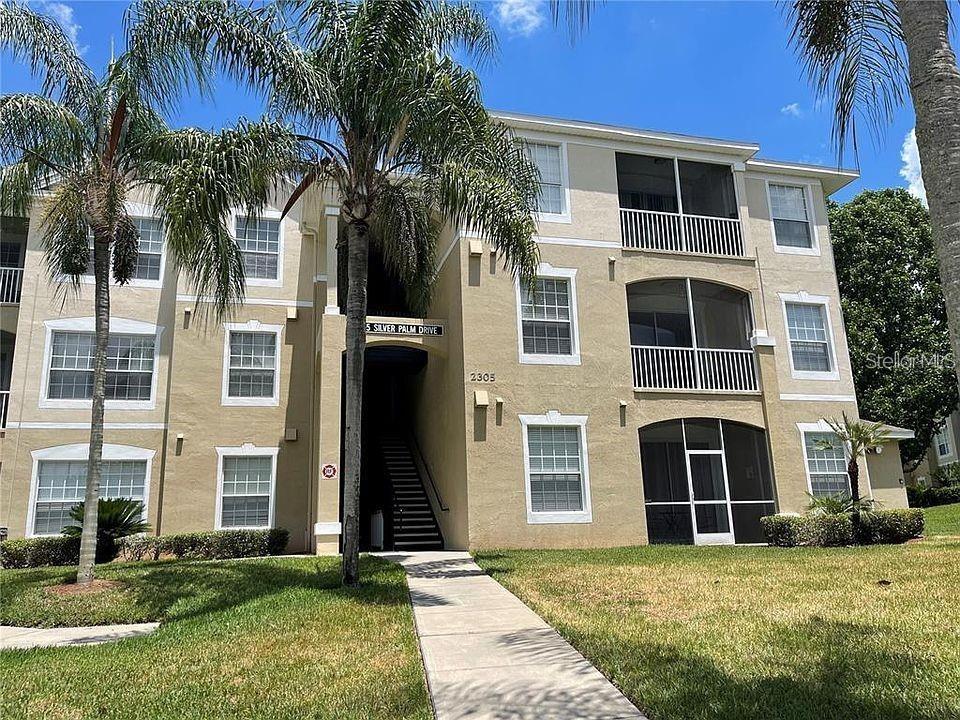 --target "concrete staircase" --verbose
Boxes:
[380,433,443,551]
